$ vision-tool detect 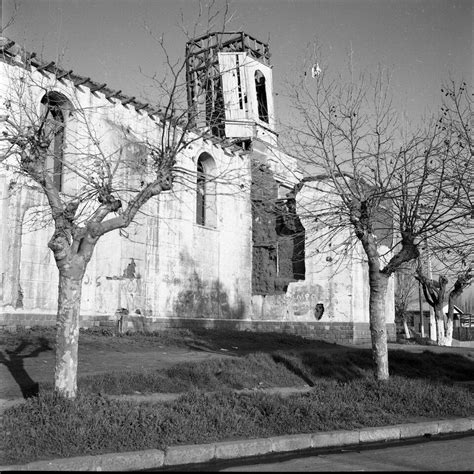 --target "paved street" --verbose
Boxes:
[216,435,474,472]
